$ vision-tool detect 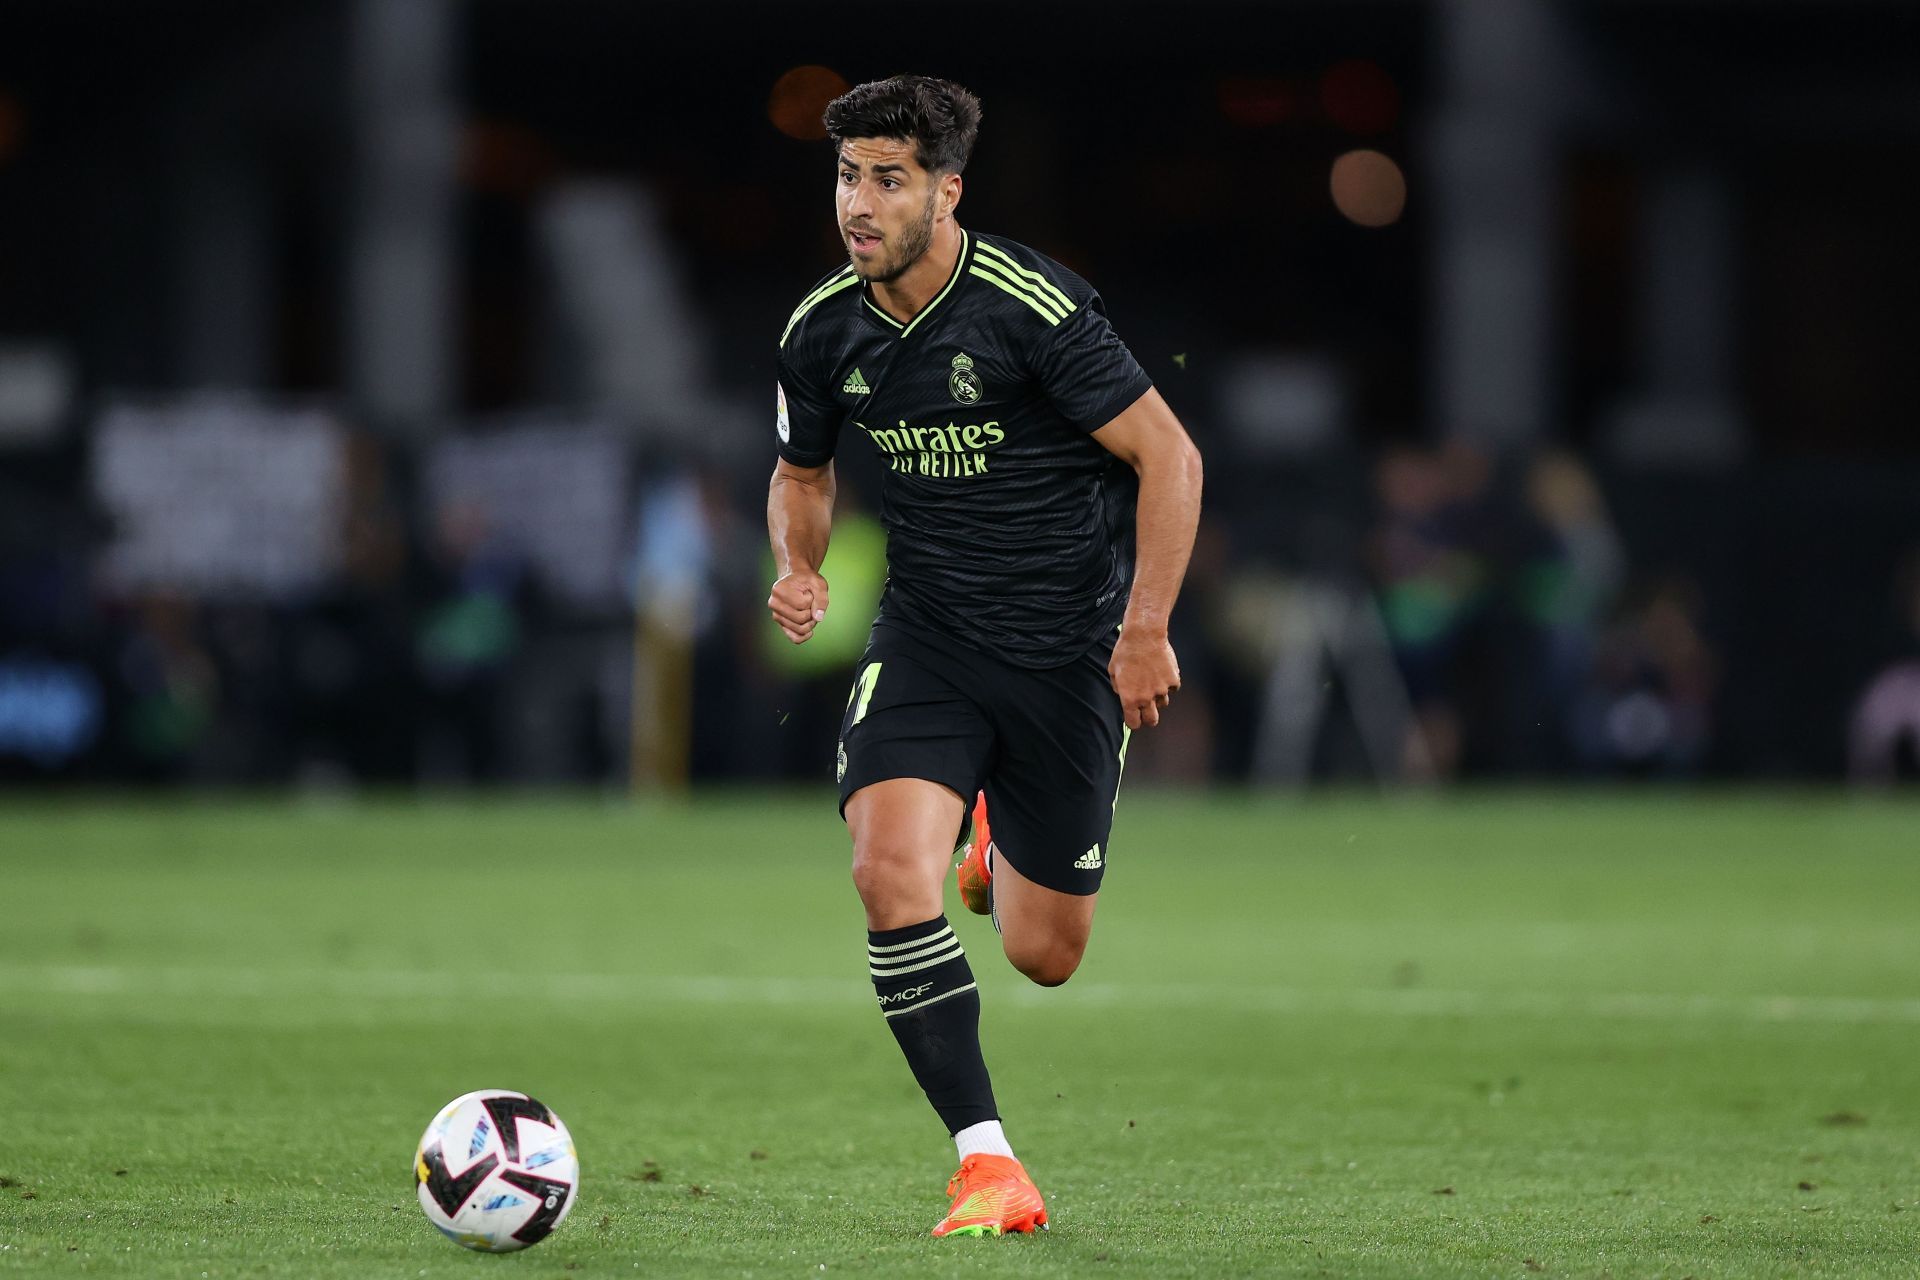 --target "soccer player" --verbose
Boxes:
[765,74,1202,1238]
